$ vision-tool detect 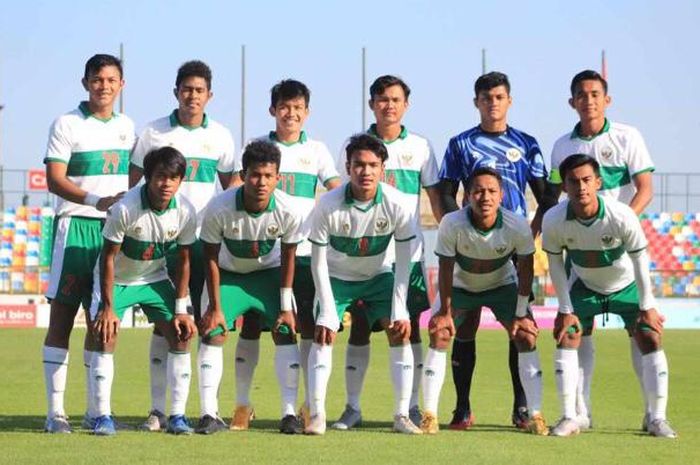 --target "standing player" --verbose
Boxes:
[421,167,548,435]
[332,75,443,430]
[89,147,197,436]
[543,154,675,438]
[547,70,655,430]
[235,79,340,430]
[197,141,306,435]
[129,60,236,431]
[437,72,551,429]
[306,134,421,435]
[42,54,135,433]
